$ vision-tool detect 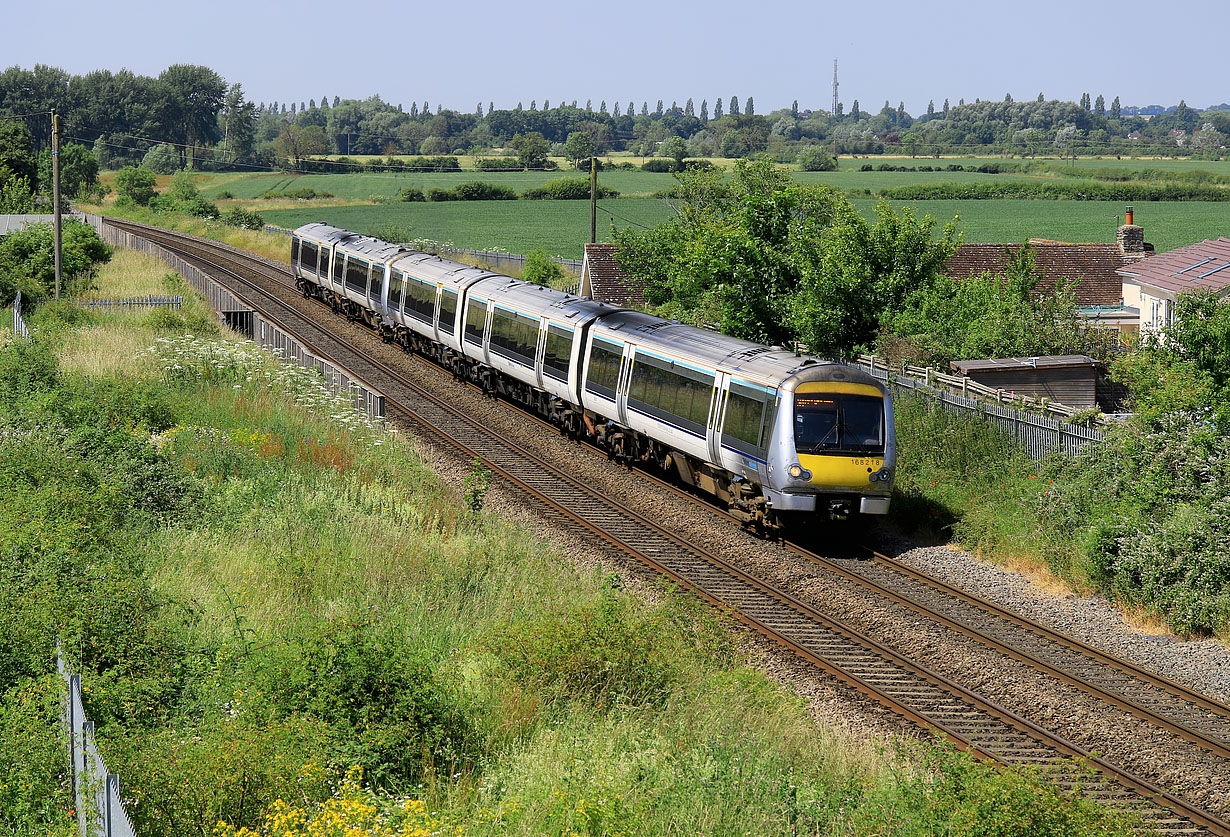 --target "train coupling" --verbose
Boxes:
[827,499,852,521]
